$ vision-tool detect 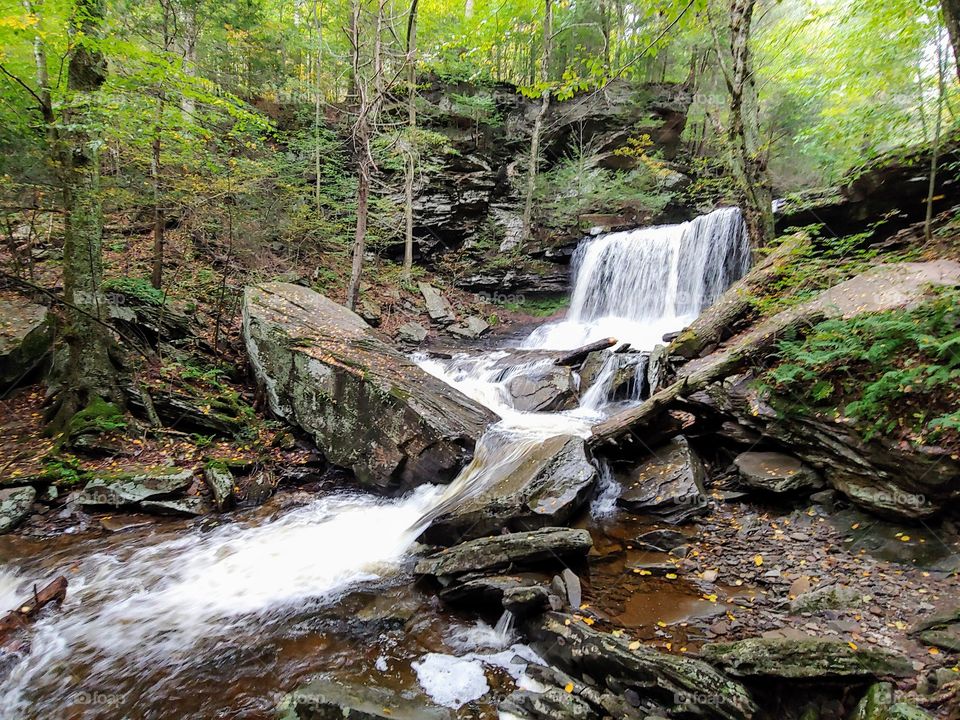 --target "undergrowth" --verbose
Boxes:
[766,287,960,446]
